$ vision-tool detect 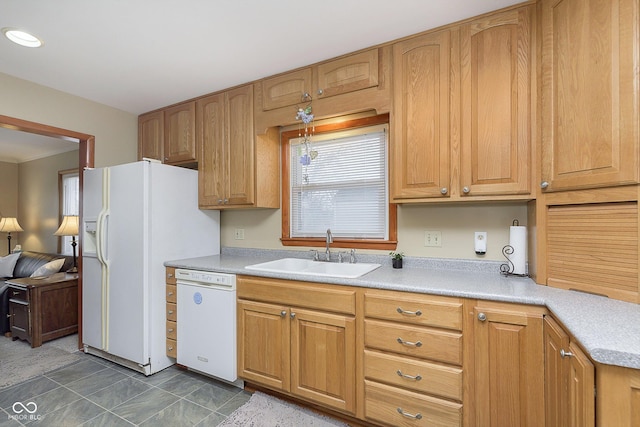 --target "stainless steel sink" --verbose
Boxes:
[244,257,381,279]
